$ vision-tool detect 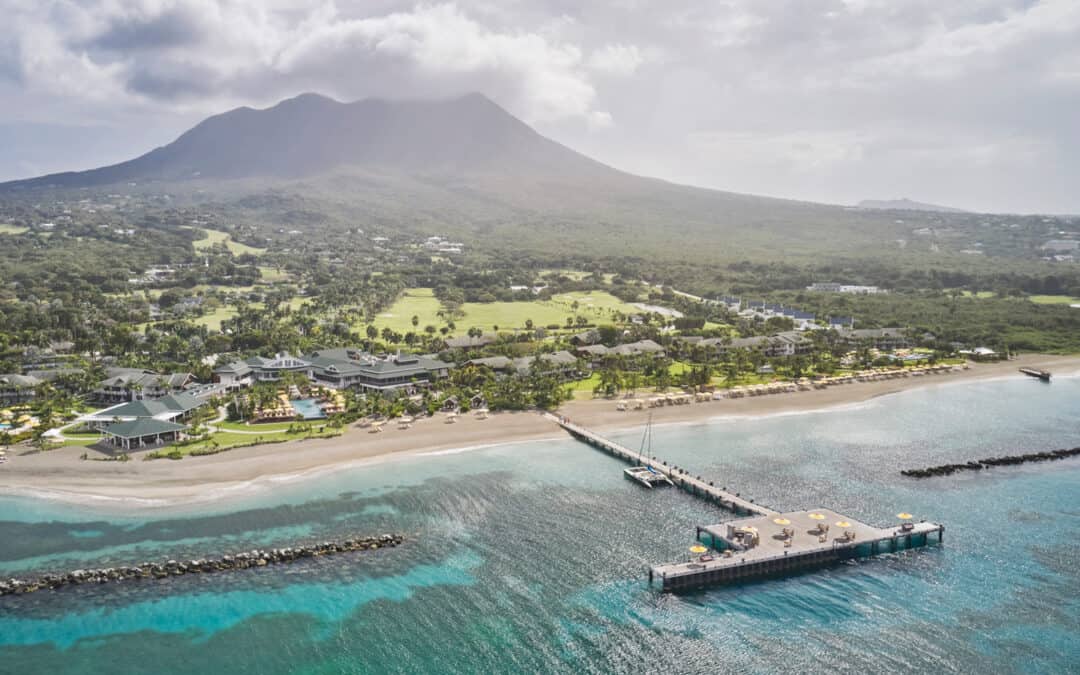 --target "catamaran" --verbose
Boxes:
[623,413,674,488]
